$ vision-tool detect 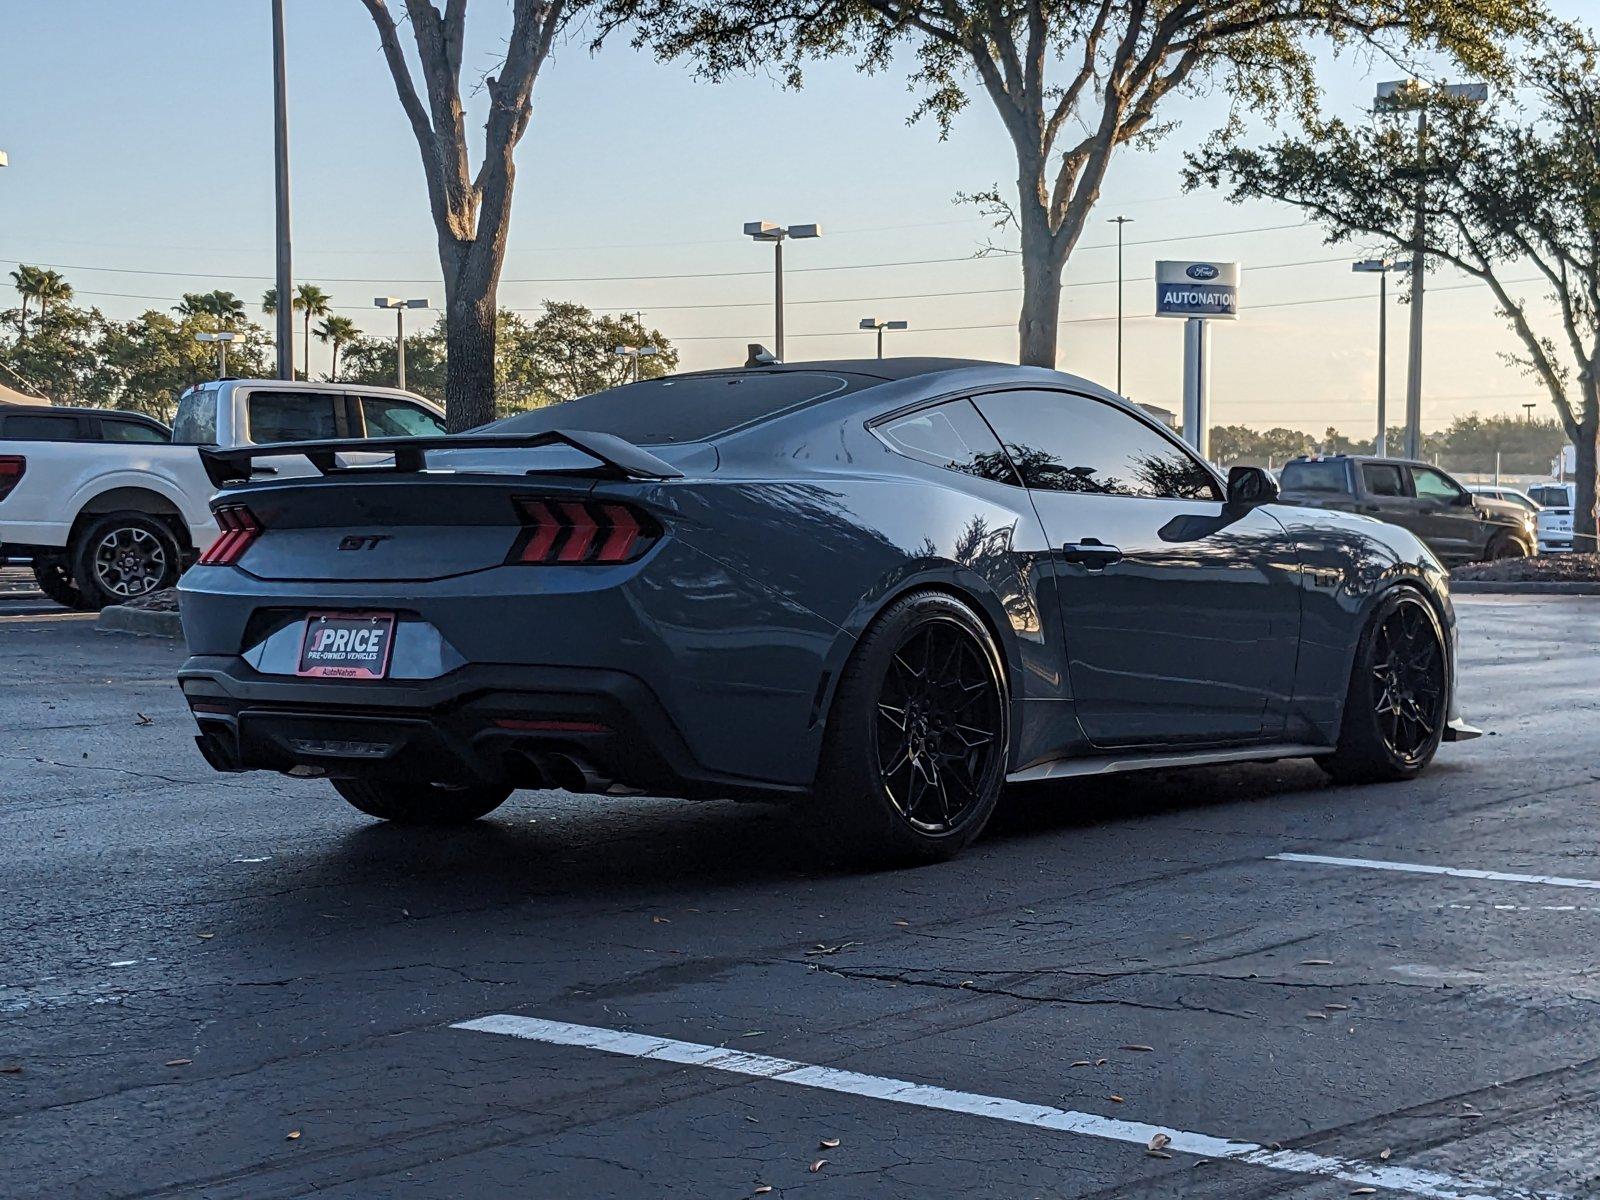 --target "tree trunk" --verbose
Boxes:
[1018,211,1063,368]
[1574,413,1598,554]
[444,280,497,432]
